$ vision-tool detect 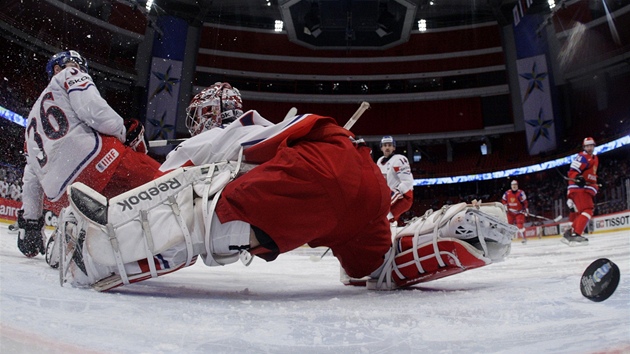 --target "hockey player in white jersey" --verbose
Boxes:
[56,82,517,292]
[376,136,414,224]
[18,50,160,259]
